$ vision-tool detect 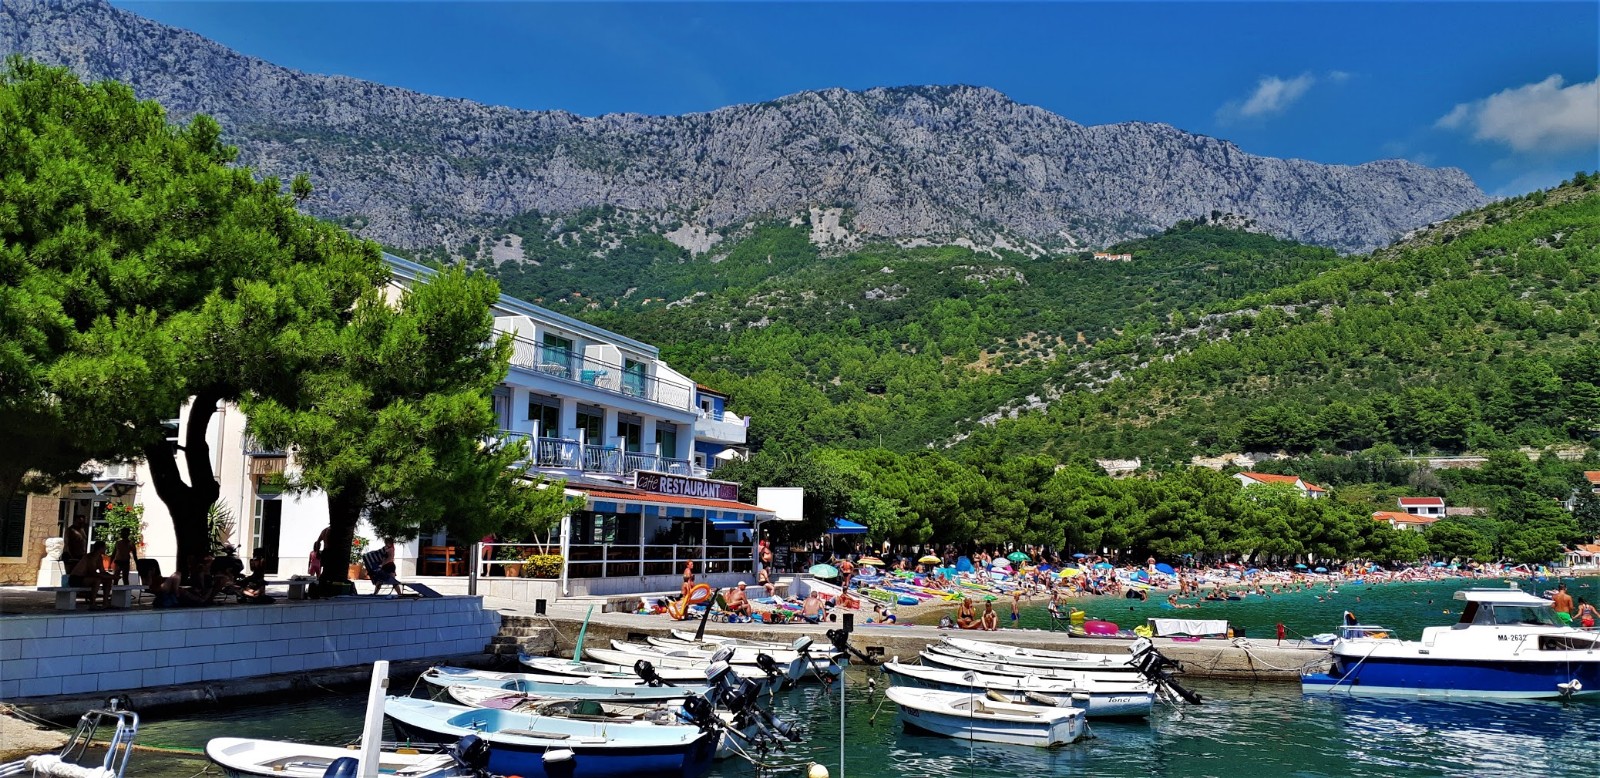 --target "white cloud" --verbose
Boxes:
[1237,73,1316,118]
[1436,75,1600,153]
